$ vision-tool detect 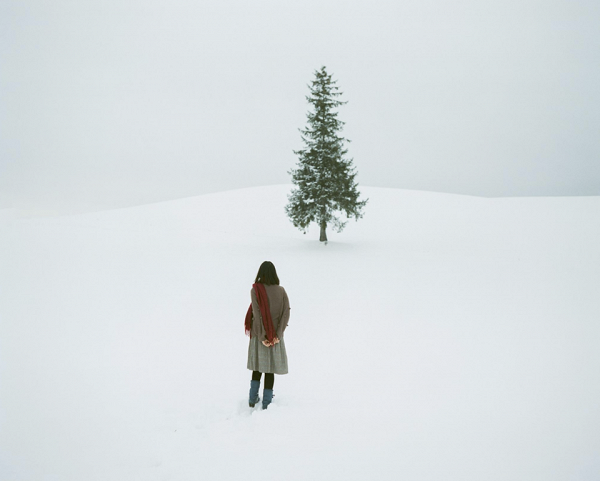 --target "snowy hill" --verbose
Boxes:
[1,185,599,480]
